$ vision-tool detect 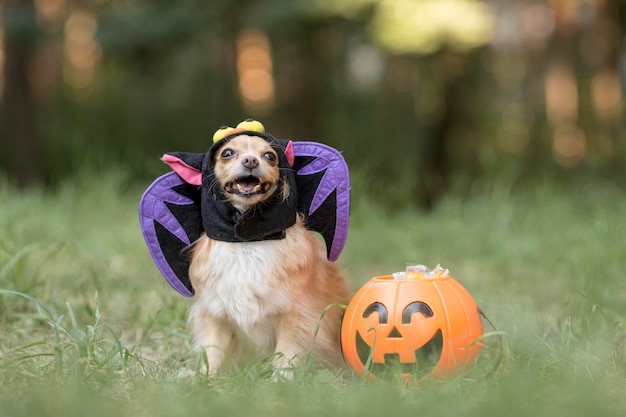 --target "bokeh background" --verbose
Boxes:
[1,3,626,414]
[1,0,624,207]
